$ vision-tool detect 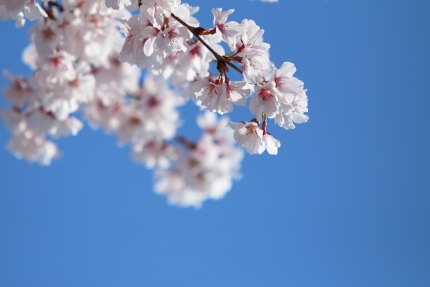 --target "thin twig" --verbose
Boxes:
[175,135,196,150]
[171,13,243,74]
